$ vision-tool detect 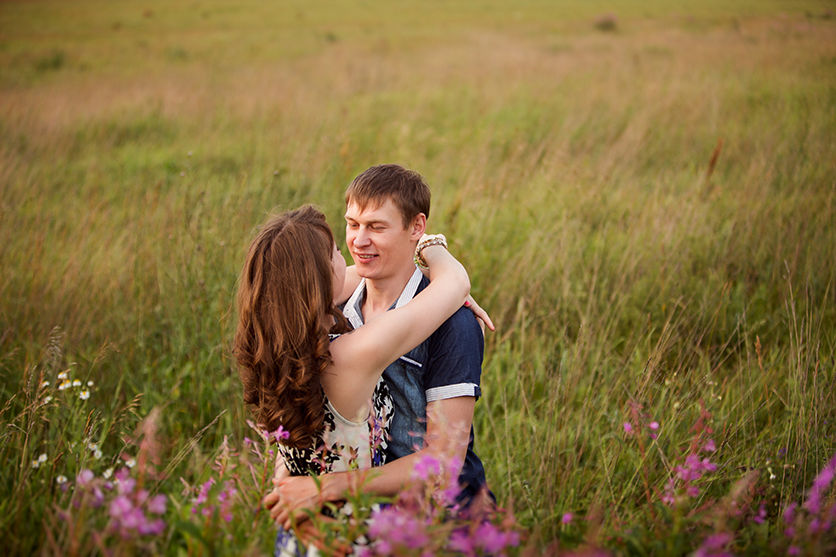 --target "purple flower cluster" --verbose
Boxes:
[803,453,836,516]
[109,468,167,538]
[366,505,432,553]
[70,467,168,541]
[448,522,520,556]
[623,401,661,440]
[777,451,836,553]
[693,532,733,557]
[410,452,463,506]
[190,477,238,523]
[364,506,519,556]
[358,452,520,556]
[662,439,717,505]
